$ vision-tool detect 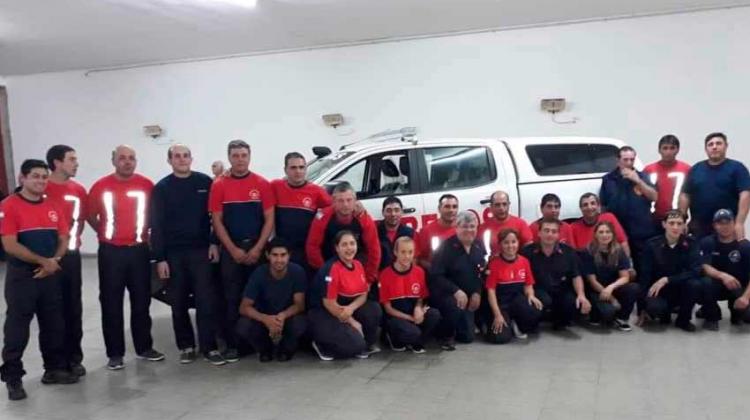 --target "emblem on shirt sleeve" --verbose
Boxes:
[325,275,332,283]
[48,211,59,222]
